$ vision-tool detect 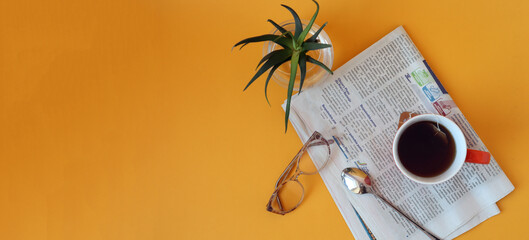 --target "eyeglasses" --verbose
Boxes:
[266,131,334,215]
